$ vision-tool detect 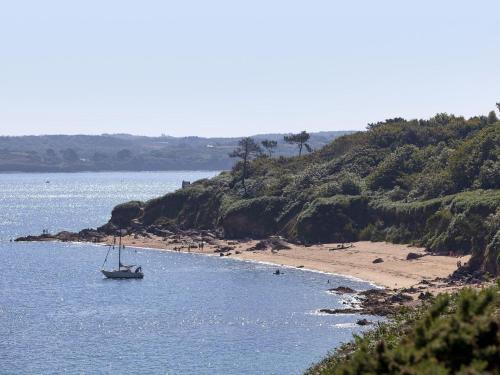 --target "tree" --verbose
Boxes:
[61,148,79,163]
[284,131,312,156]
[44,148,59,163]
[229,137,262,193]
[496,102,500,112]
[261,139,278,157]
[488,110,499,124]
[116,149,132,160]
[367,117,406,130]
